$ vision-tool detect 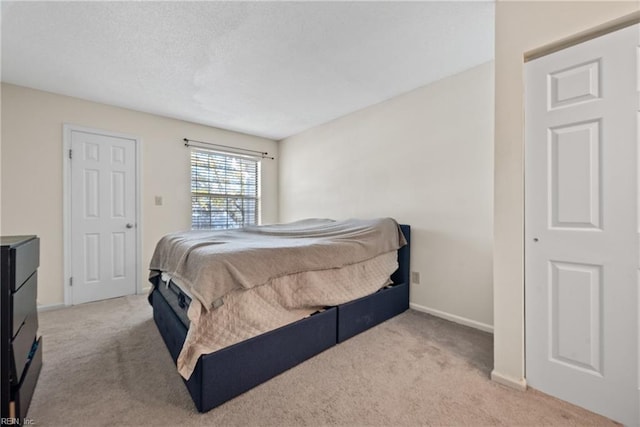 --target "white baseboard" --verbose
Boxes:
[409,302,494,333]
[491,370,527,391]
[37,303,67,312]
